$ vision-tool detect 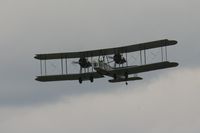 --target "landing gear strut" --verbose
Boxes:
[125,72,128,85]
[79,77,82,84]
[90,76,94,83]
